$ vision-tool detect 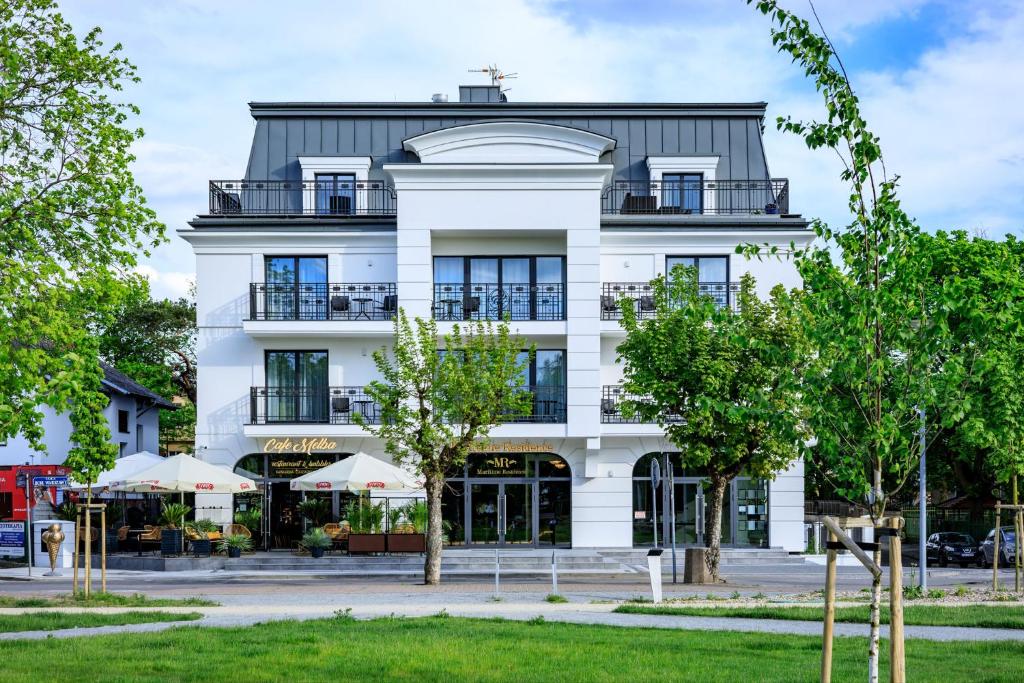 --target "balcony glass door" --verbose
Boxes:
[666,256,730,309]
[468,258,498,320]
[534,350,566,422]
[662,173,703,213]
[535,257,565,320]
[265,256,327,320]
[265,351,328,423]
[432,256,567,321]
